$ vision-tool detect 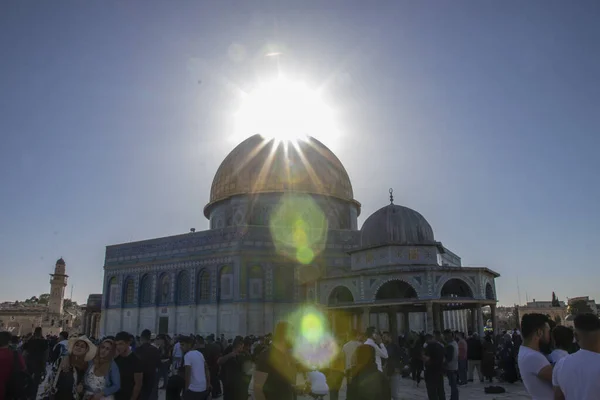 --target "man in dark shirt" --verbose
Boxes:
[134,329,161,400]
[115,331,144,400]
[218,337,249,400]
[22,327,48,399]
[423,333,445,400]
[205,335,222,399]
[253,322,296,400]
[466,332,483,383]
